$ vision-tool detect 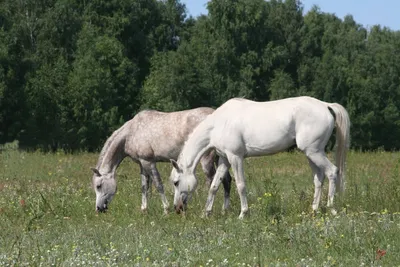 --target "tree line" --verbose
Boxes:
[1,0,399,151]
